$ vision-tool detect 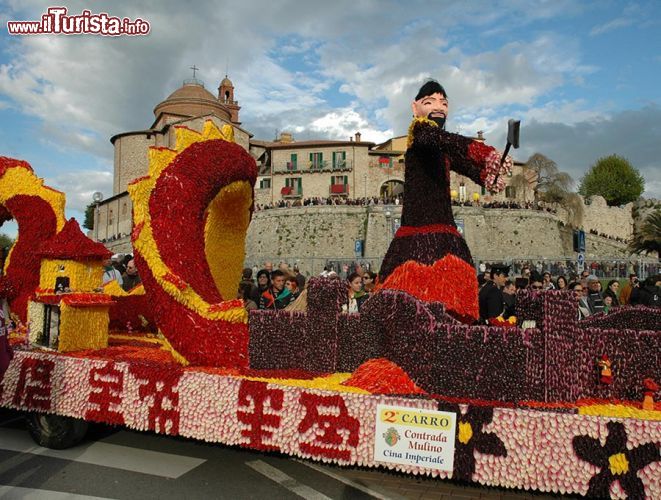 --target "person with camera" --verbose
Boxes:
[630,275,661,307]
